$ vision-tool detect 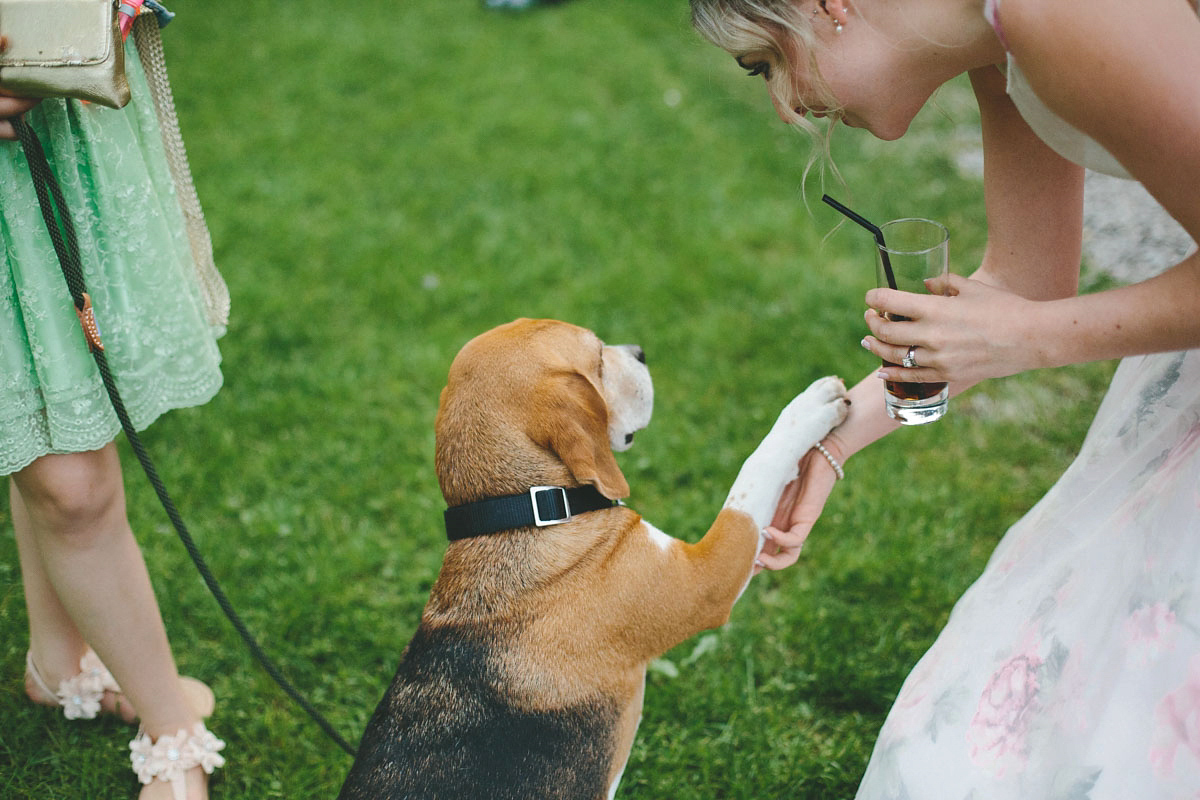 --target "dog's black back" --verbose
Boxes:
[337,624,620,800]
